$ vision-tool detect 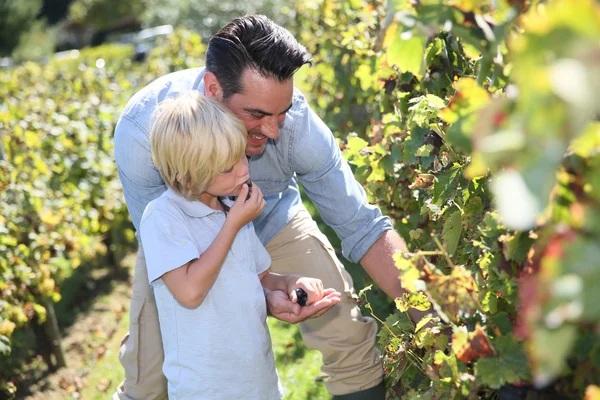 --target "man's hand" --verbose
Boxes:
[264,288,341,324]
